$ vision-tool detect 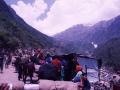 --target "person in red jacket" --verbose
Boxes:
[51,56,61,80]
